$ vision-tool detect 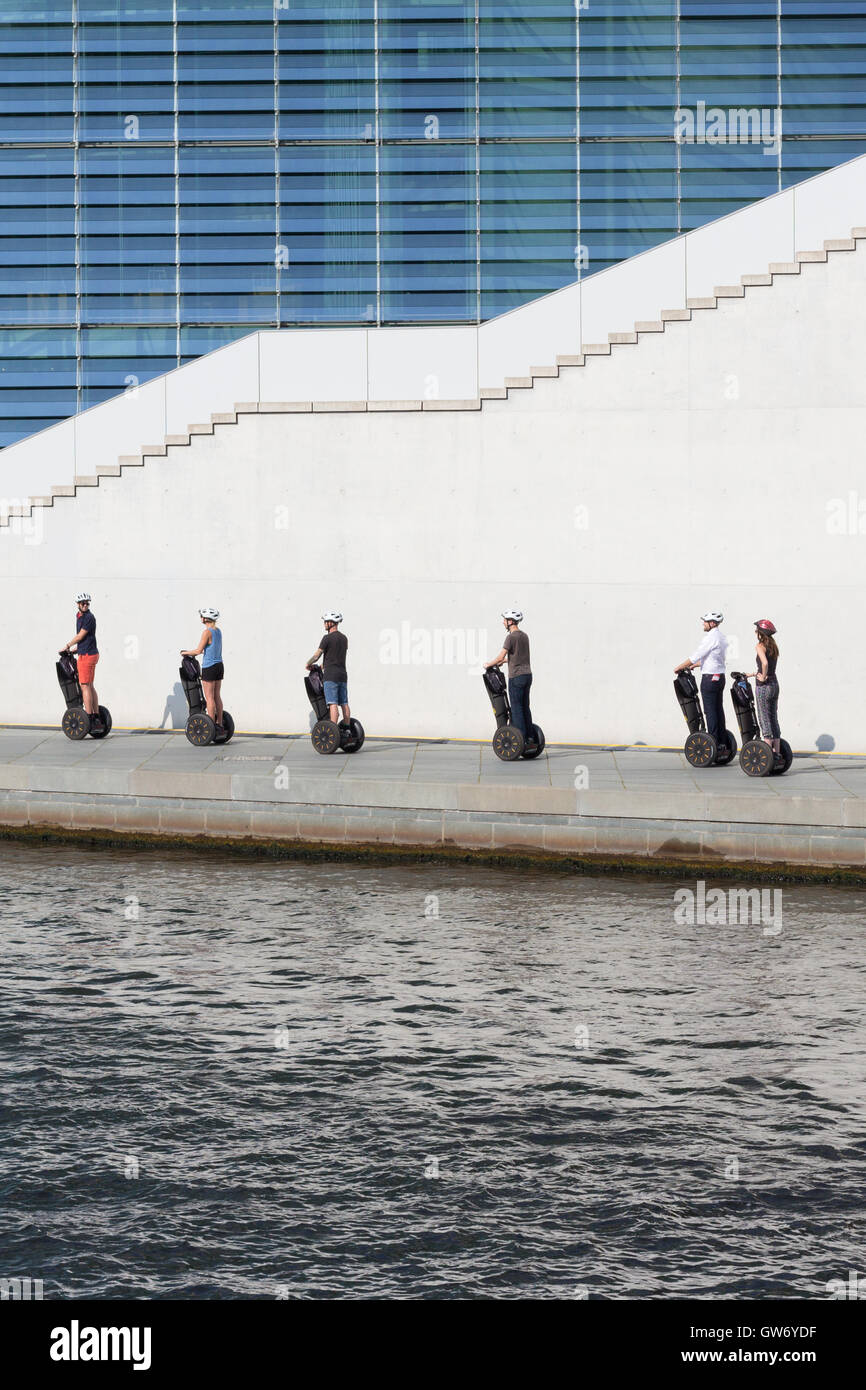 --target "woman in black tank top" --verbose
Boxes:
[749,620,781,755]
